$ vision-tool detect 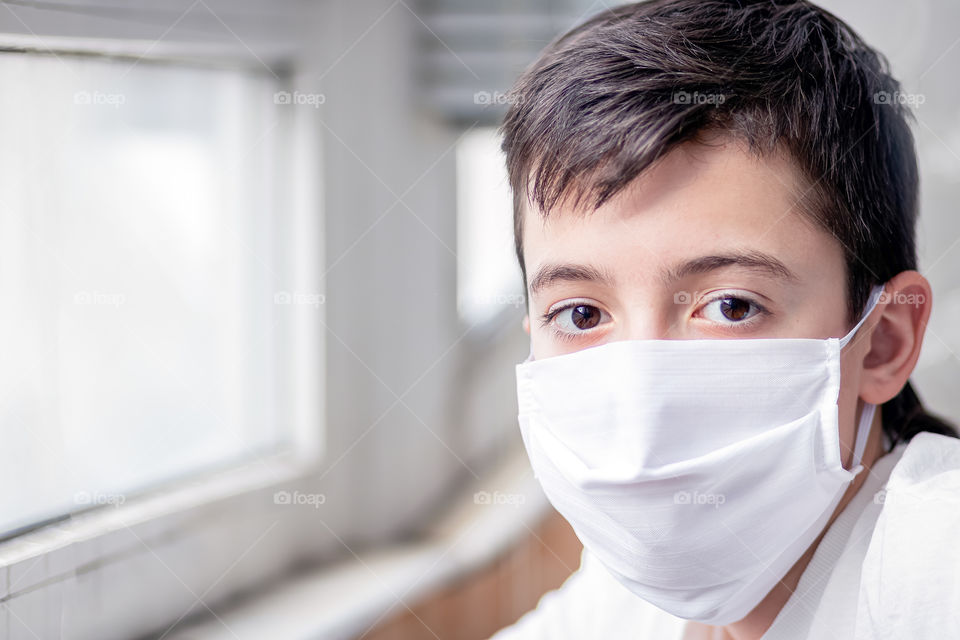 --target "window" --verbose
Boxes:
[455,126,524,325]
[0,51,319,537]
